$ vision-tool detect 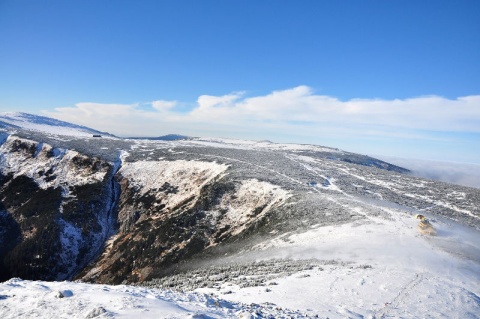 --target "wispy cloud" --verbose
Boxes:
[44,86,480,145]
